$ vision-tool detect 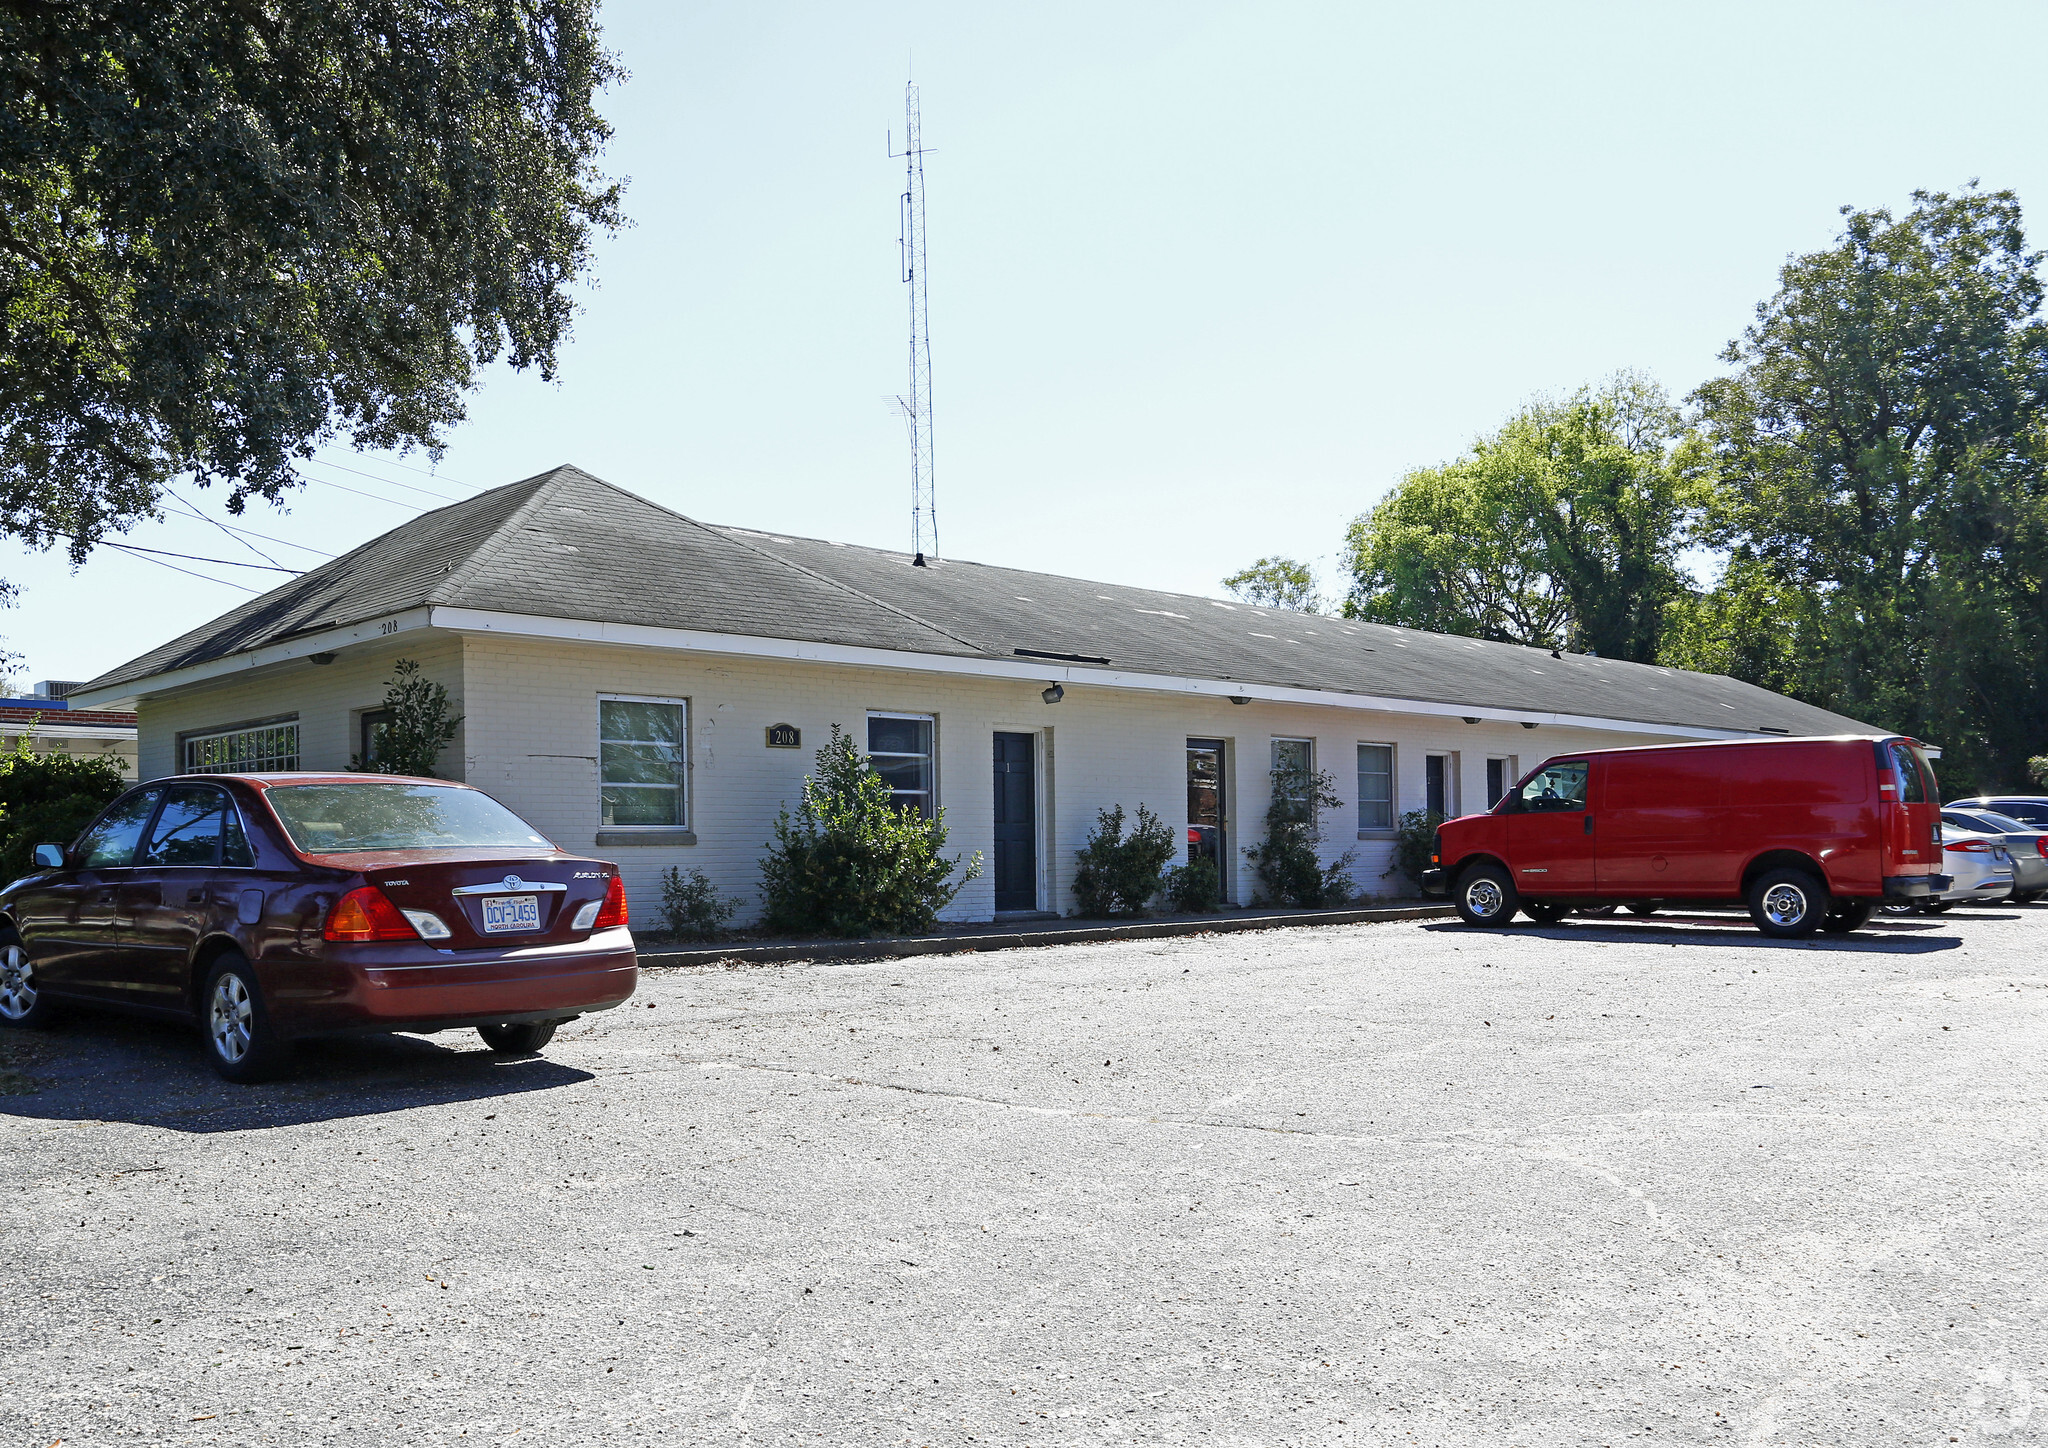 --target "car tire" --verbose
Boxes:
[1452,864,1519,927]
[1820,901,1876,934]
[1523,902,1570,924]
[1577,904,1618,917]
[1747,868,1827,938]
[0,927,59,1030]
[1625,902,1660,916]
[1916,899,1953,915]
[201,954,291,1084]
[2017,890,2042,904]
[478,1020,559,1055]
